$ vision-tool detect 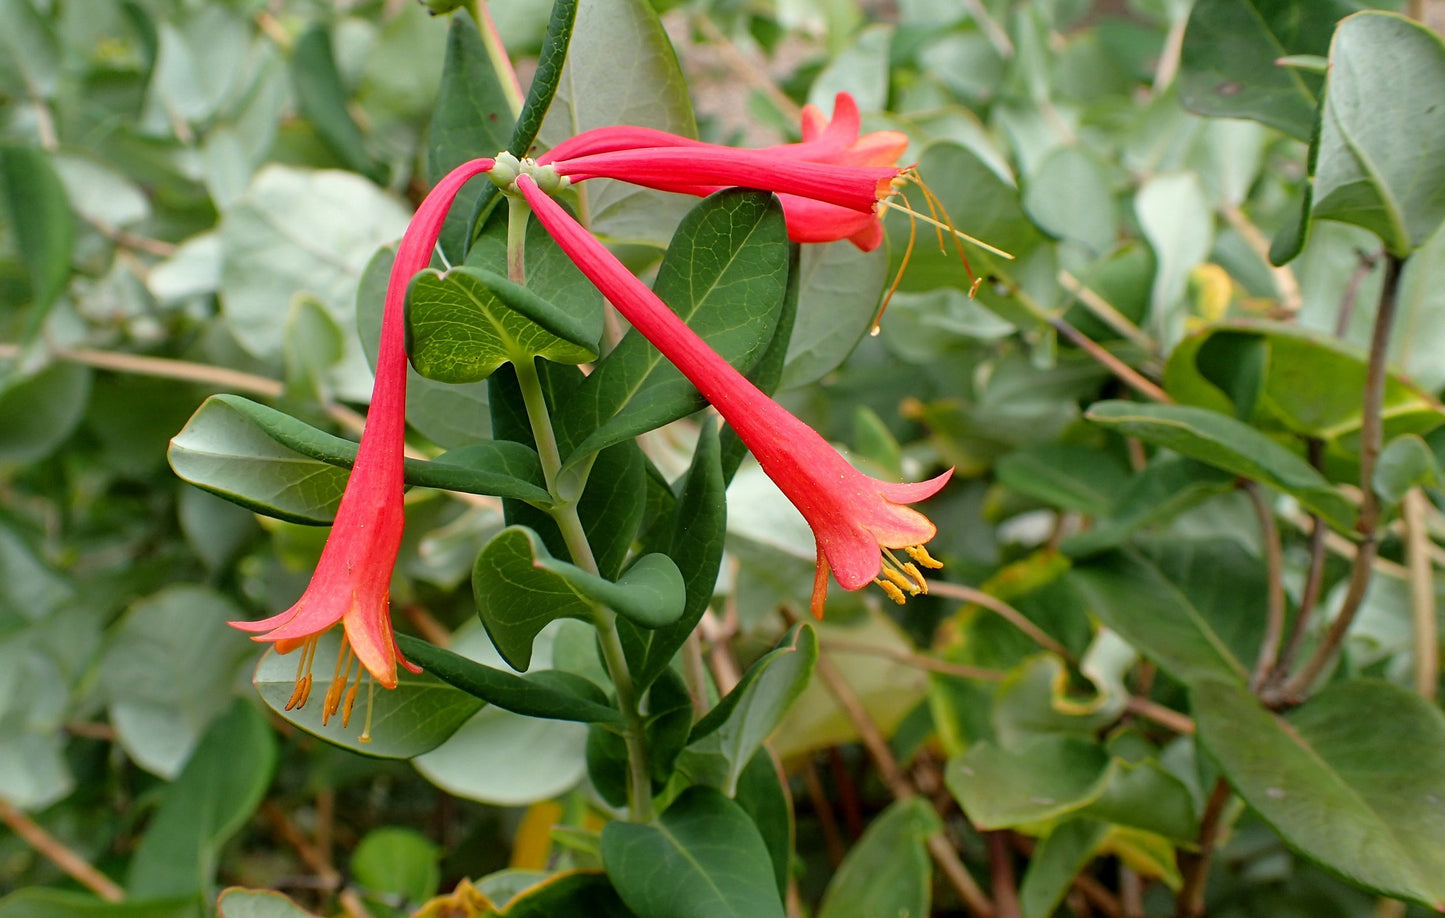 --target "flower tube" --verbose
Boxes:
[230,158,496,729]
[514,172,951,617]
